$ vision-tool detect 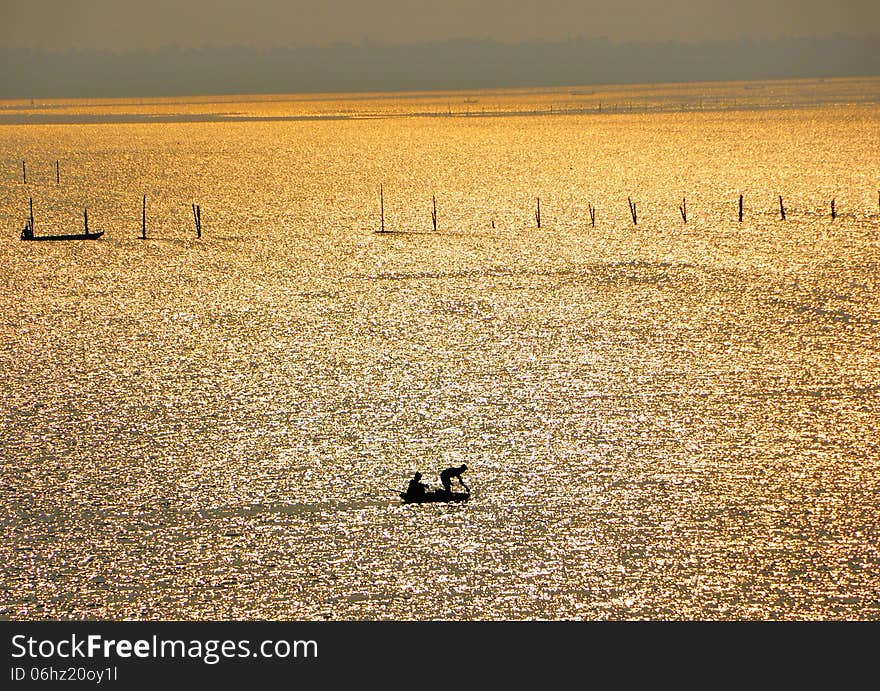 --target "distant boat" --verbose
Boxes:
[400,488,470,504]
[21,224,104,241]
